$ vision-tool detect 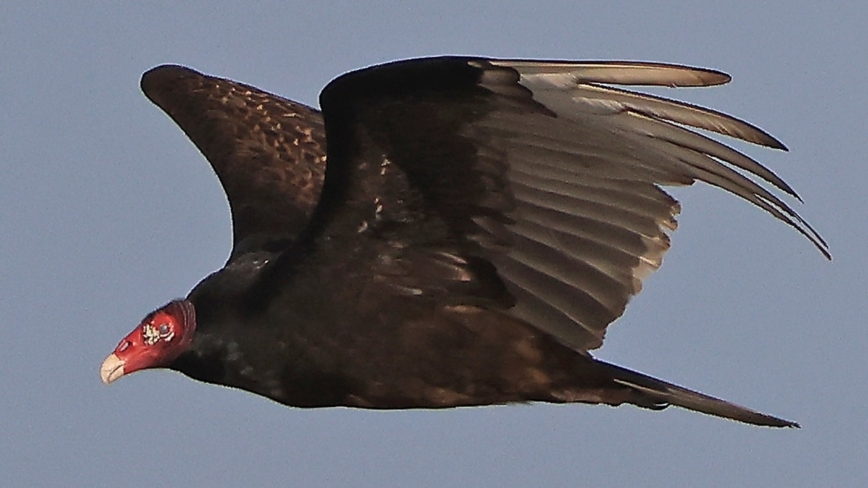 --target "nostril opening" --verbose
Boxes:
[118,340,131,353]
